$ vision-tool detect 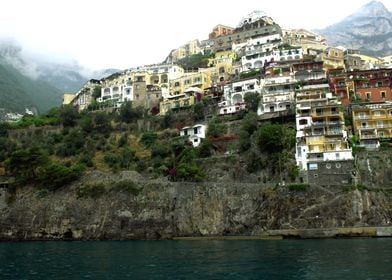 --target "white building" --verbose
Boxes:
[223,77,262,105]
[241,47,303,72]
[259,73,295,115]
[180,124,207,147]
